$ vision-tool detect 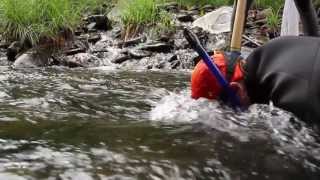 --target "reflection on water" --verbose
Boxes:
[0,66,319,180]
